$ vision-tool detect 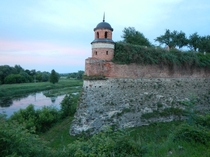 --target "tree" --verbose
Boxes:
[198,35,210,53]
[49,69,59,84]
[19,71,33,82]
[77,70,84,79]
[14,65,23,73]
[155,29,187,49]
[4,74,25,84]
[42,72,50,82]
[0,65,13,84]
[176,31,188,49]
[188,32,201,51]
[60,94,77,118]
[121,27,151,47]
